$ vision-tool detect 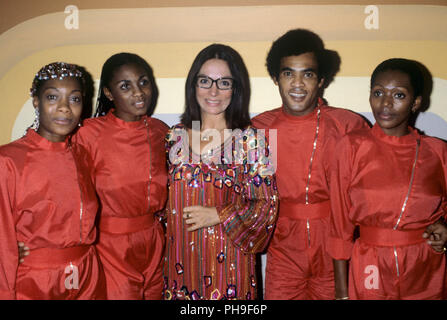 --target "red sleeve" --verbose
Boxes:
[0,155,19,299]
[427,138,447,221]
[71,124,98,184]
[326,135,357,260]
